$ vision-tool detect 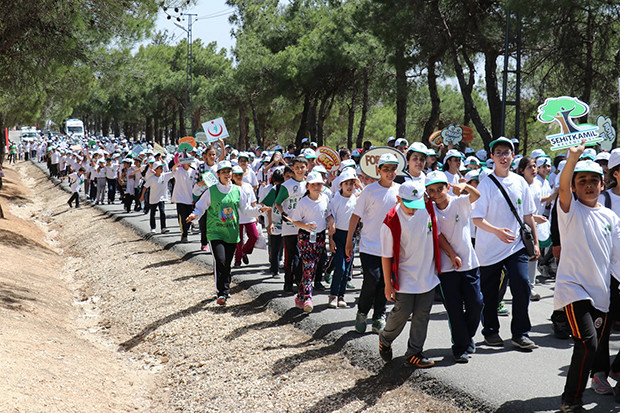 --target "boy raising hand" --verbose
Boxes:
[556,140,620,413]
